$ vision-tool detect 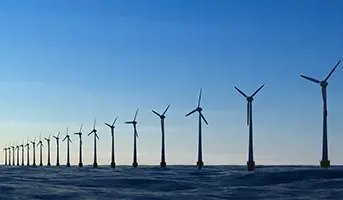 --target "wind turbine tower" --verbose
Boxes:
[105,117,118,168]
[16,143,19,166]
[152,104,170,167]
[185,89,208,169]
[125,109,140,168]
[74,124,84,167]
[234,84,264,171]
[44,134,51,166]
[11,144,15,166]
[53,132,60,166]
[30,138,36,166]
[4,146,7,165]
[300,60,341,168]
[62,127,72,167]
[8,146,11,165]
[88,119,99,168]
[25,138,30,166]
[37,135,44,166]
[20,141,24,166]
